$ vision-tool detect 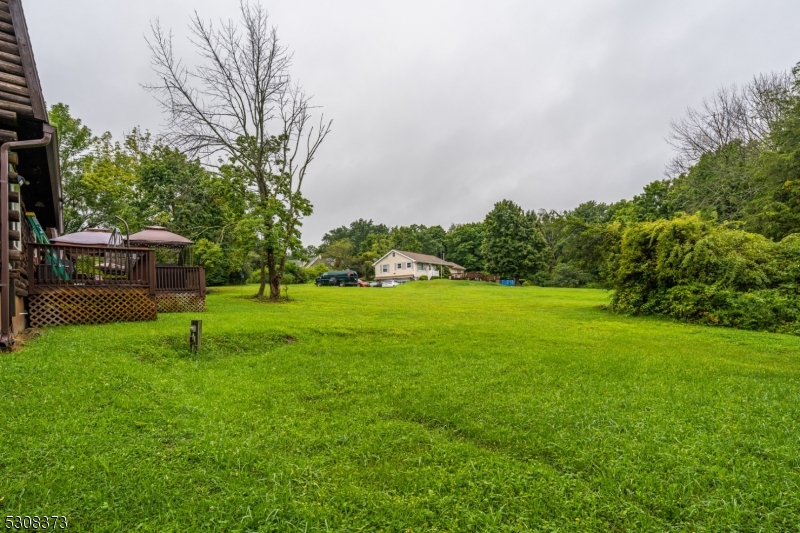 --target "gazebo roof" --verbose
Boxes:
[51,228,122,246]
[126,226,193,247]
